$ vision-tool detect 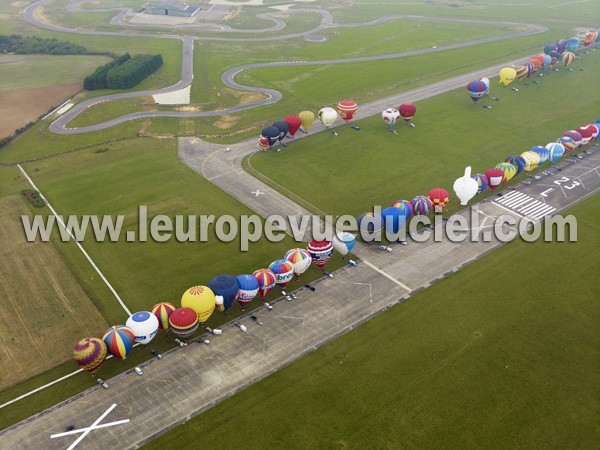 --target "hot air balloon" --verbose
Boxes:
[575,125,595,145]
[515,65,528,81]
[73,337,107,374]
[485,168,504,191]
[102,325,135,360]
[499,67,516,86]
[382,108,400,130]
[284,115,302,137]
[236,274,259,308]
[318,107,338,129]
[357,212,384,242]
[307,239,334,268]
[453,166,479,205]
[284,248,312,277]
[151,302,176,330]
[169,307,199,339]
[258,137,270,149]
[541,54,552,70]
[337,100,358,122]
[272,120,289,142]
[529,55,544,70]
[428,188,450,211]
[253,268,277,299]
[298,110,315,132]
[466,80,487,102]
[268,259,295,288]
[589,123,599,140]
[562,130,582,147]
[261,126,280,147]
[520,151,541,172]
[495,162,517,183]
[557,135,576,154]
[399,103,416,124]
[561,52,575,66]
[525,62,536,78]
[207,275,239,311]
[479,78,490,94]
[181,286,216,323]
[546,142,565,163]
[126,311,159,345]
[410,195,432,215]
[381,207,406,235]
[543,43,557,55]
[390,199,413,219]
[472,174,489,194]
[215,295,224,312]
[332,232,356,257]
[567,38,579,52]
[556,39,566,54]
[504,155,526,174]
[530,146,550,164]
